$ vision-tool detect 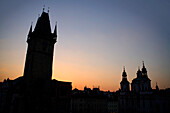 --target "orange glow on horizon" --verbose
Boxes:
[51,49,121,92]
